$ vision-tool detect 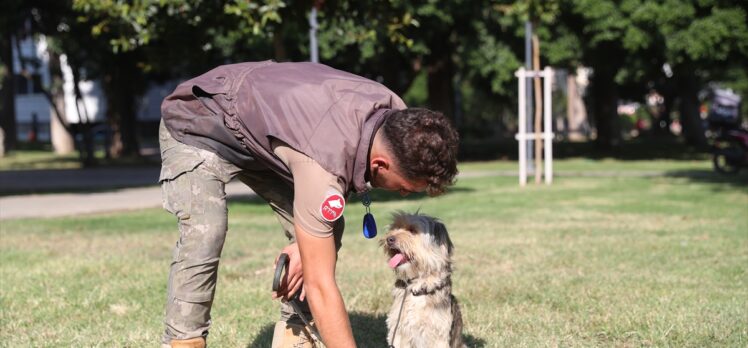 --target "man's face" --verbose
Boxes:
[371,167,428,197]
